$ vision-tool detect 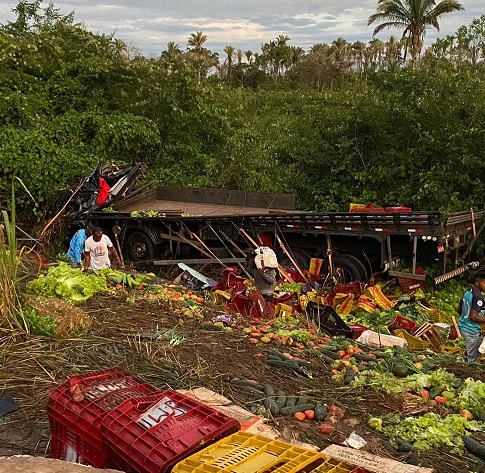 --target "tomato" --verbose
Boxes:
[304,410,315,420]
